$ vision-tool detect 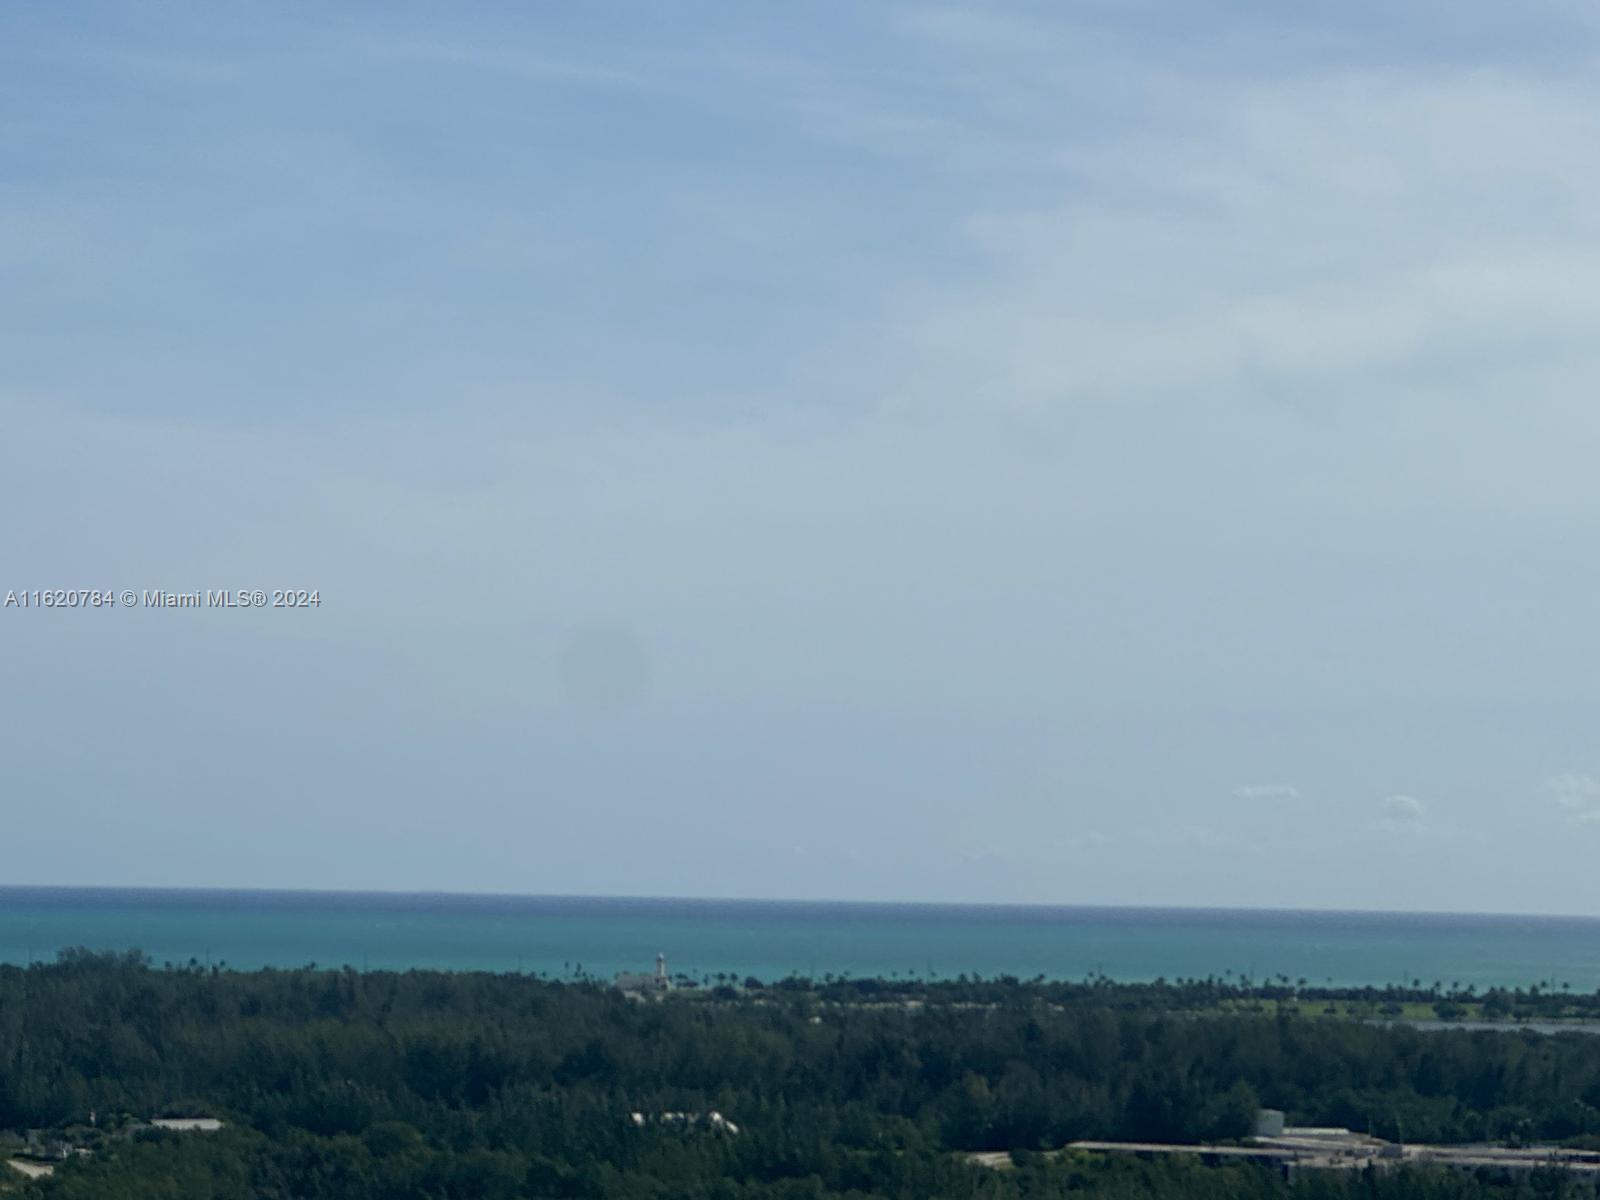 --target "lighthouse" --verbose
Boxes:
[615,953,673,995]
